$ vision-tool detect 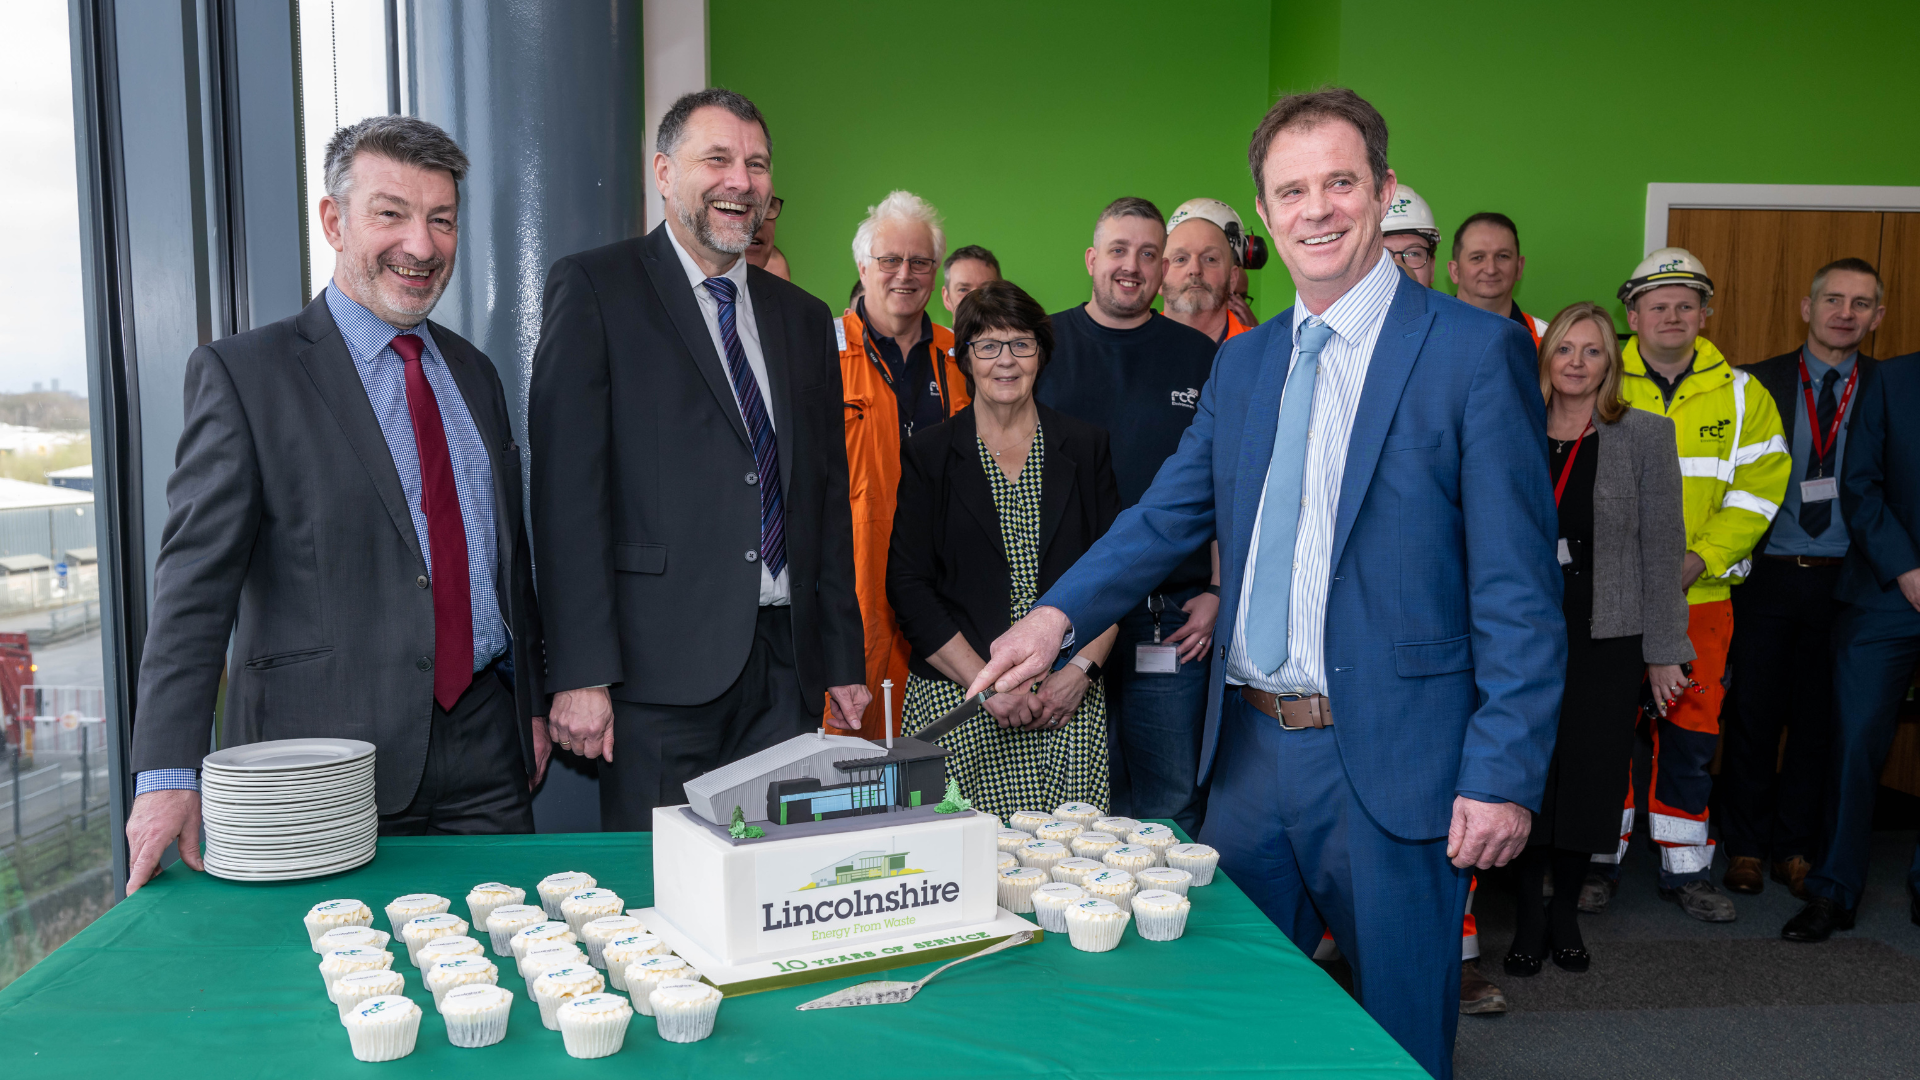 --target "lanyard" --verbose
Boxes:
[857,307,946,434]
[1553,424,1593,508]
[1798,357,1859,470]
